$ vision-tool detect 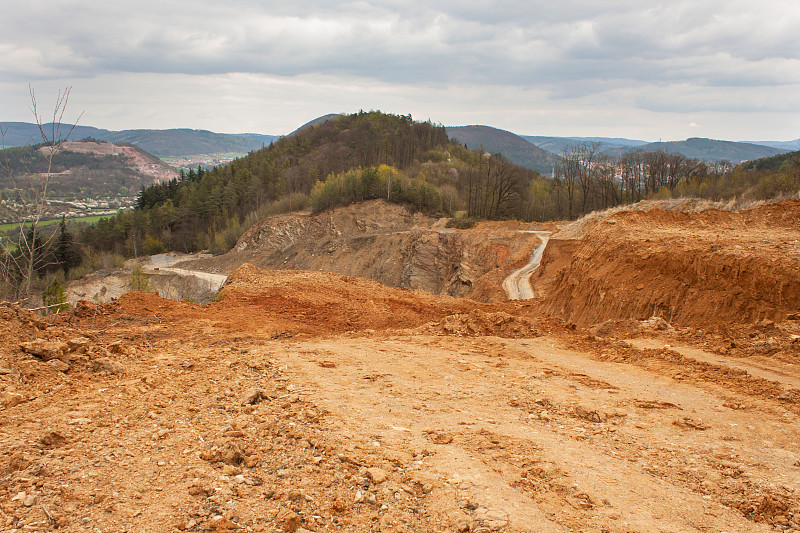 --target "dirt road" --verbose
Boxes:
[503,231,550,300]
